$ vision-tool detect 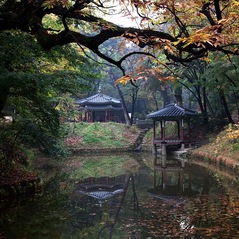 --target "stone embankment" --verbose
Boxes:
[190,150,239,172]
